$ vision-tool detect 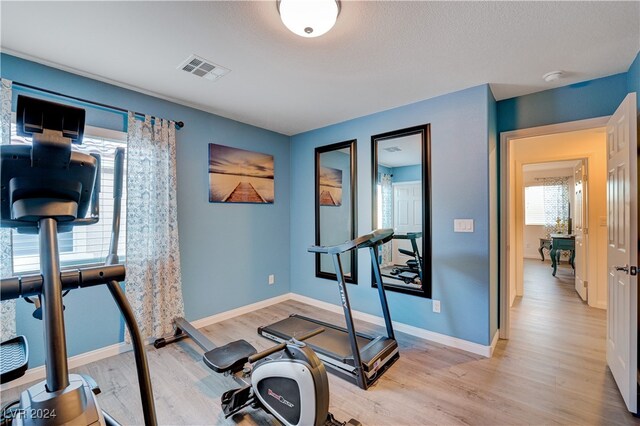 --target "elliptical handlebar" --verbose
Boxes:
[308,228,394,254]
[106,147,124,265]
[101,146,158,426]
[0,265,126,301]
